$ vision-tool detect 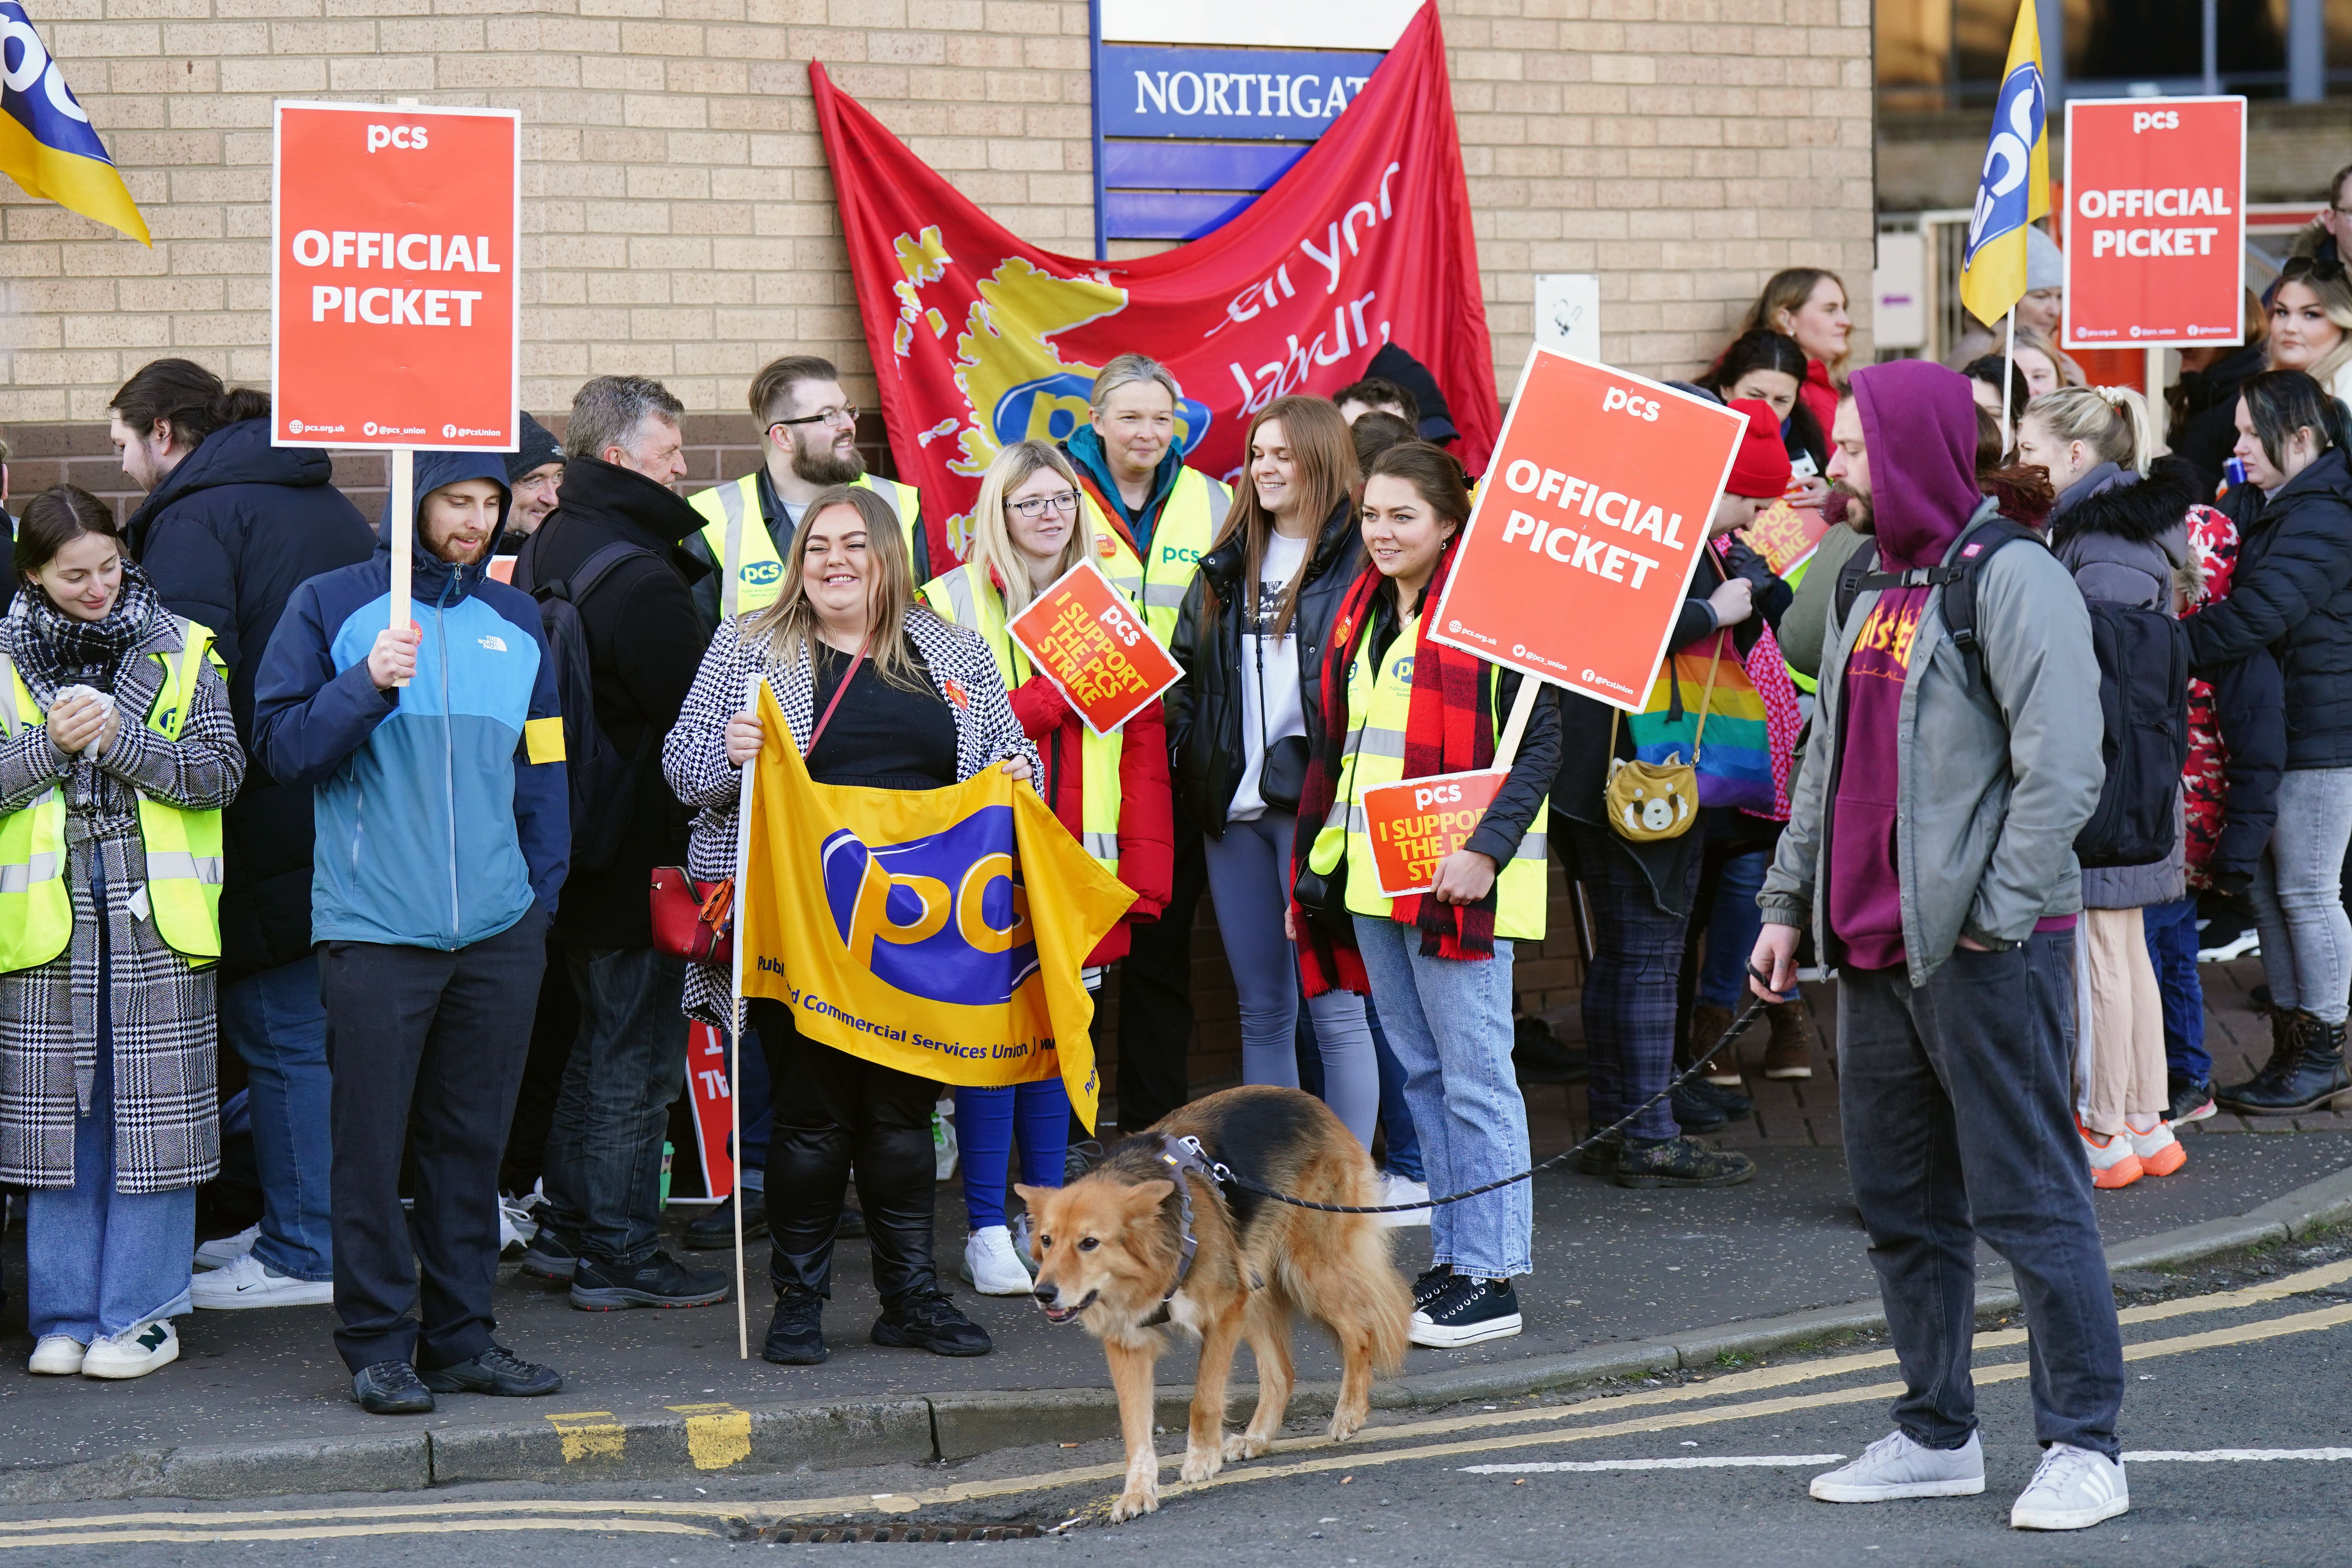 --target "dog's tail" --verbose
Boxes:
[1318,1155,1413,1379]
